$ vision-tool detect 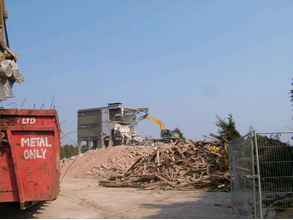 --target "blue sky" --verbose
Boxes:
[3,0,293,143]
